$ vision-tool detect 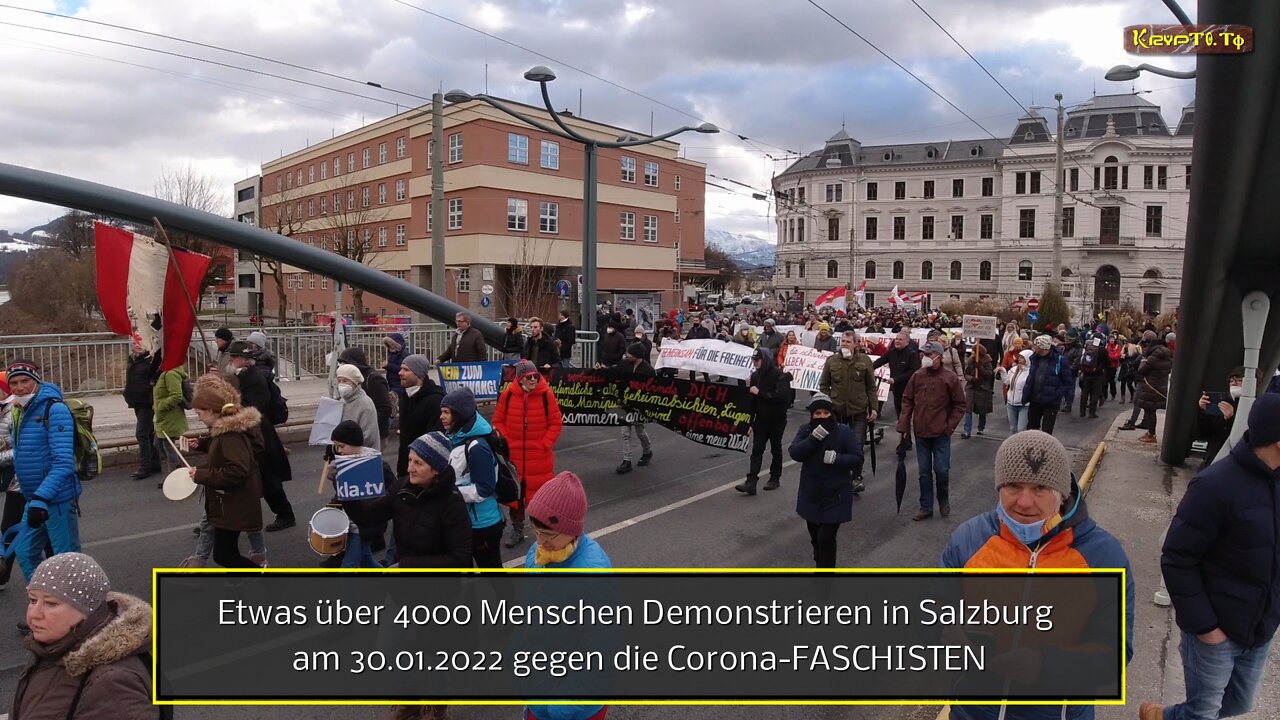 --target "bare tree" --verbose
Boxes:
[504,235,557,319]
[255,183,306,325]
[153,163,232,292]
[317,172,389,319]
